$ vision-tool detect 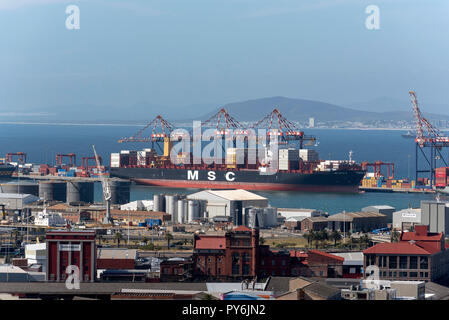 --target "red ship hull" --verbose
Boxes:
[132,178,360,193]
